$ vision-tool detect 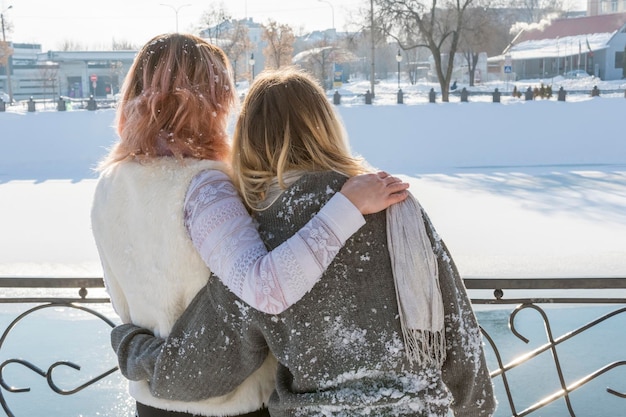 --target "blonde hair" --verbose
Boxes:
[99,33,237,168]
[232,67,367,209]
